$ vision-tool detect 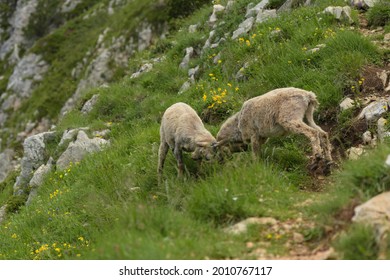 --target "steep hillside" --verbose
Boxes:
[0,0,390,259]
